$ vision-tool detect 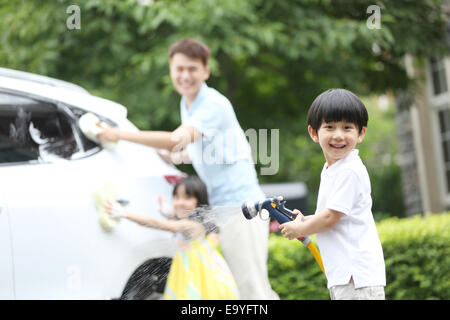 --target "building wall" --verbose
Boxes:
[395,105,424,216]
[410,80,443,213]
[395,56,448,216]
